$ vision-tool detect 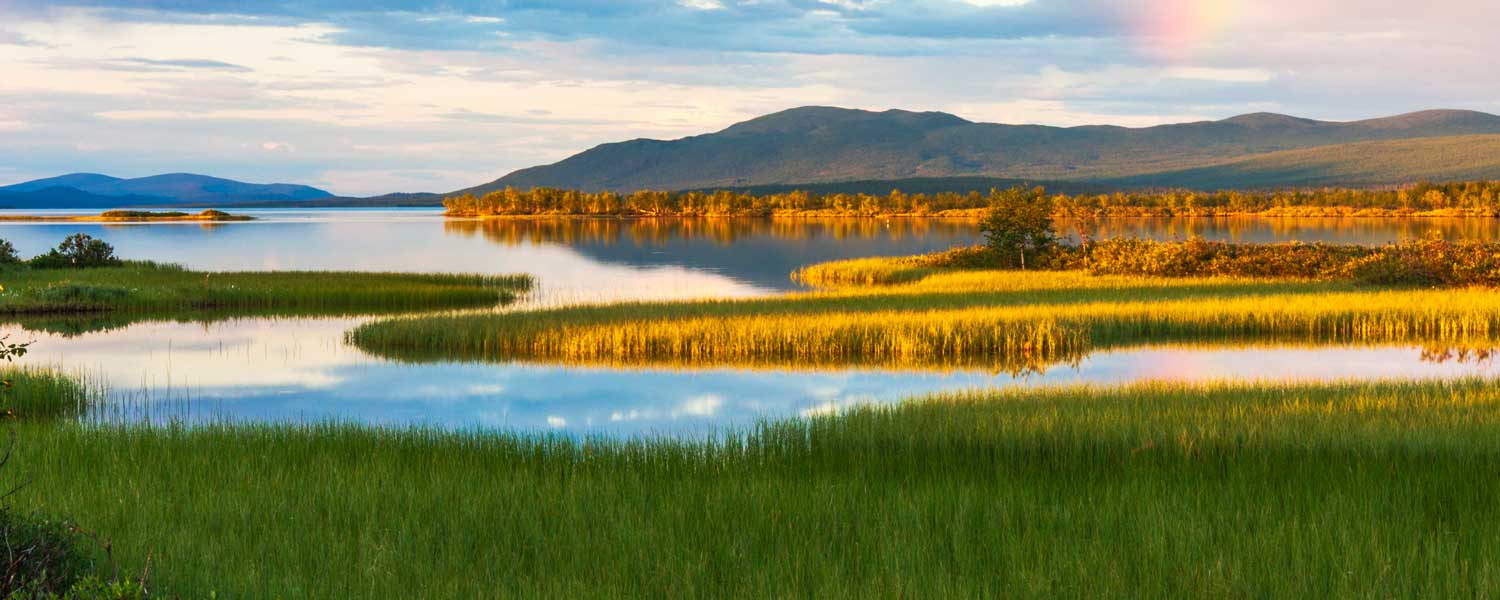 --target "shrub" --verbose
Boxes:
[0,510,92,597]
[0,240,21,266]
[980,186,1056,269]
[1343,238,1500,287]
[30,235,122,269]
[1084,238,1371,279]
